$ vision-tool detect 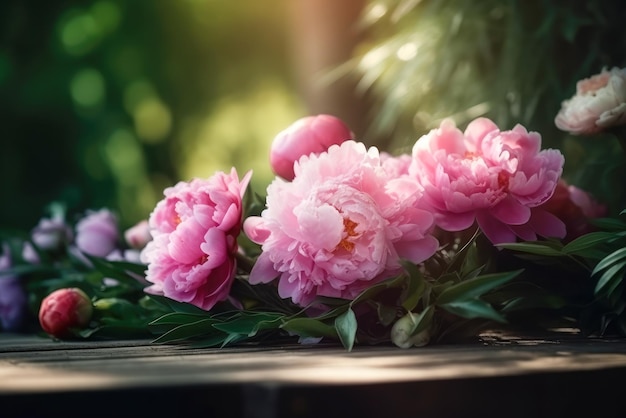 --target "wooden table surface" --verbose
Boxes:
[2,331,626,418]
